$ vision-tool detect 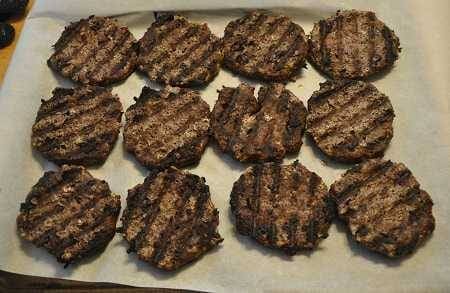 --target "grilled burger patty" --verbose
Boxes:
[137,14,223,87]
[211,83,307,163]
[121,167,223,271]
[31,86,123,166]
[309,10,401,80]
[330,159,435,258]
[222,11,308,81]
[123,86,210,170]
[230,161,333,255]
[17,165,121,266]
[48,16,137,85]
[306,80,395,163]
